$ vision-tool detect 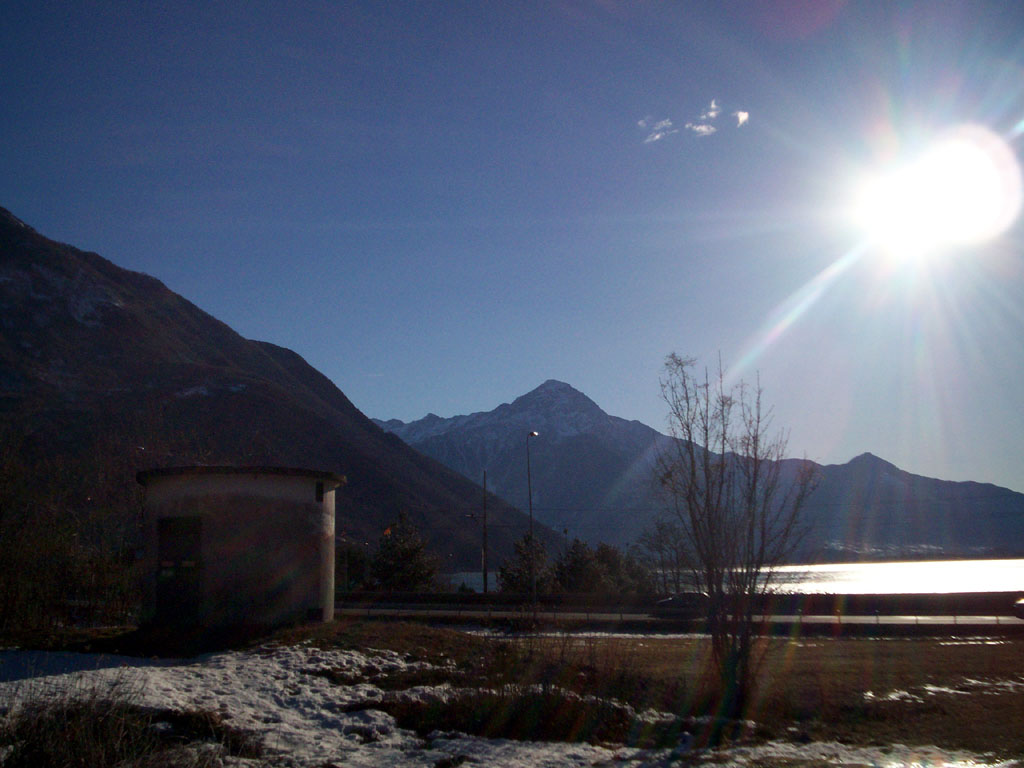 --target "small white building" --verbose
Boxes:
[137,466,344,628]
